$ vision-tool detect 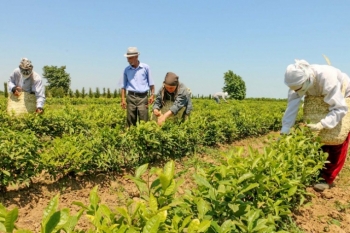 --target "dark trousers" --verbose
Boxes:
[126,94,149,127]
